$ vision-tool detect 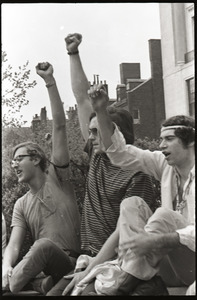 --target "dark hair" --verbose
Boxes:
[12,142,48,172]
[89,107,134,144]
[162,115,195,147]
